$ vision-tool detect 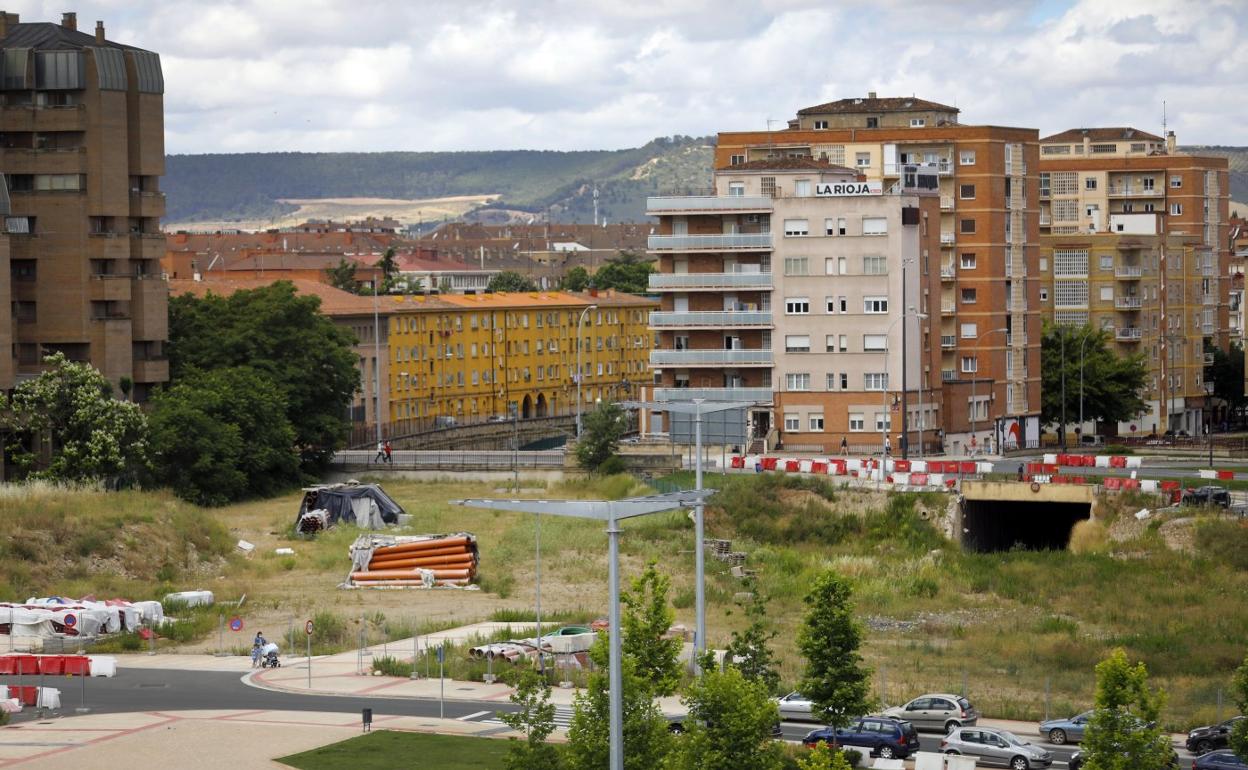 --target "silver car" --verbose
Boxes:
[774,692,815,721]
[941,726,1053,770]
[882,693,979,732]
